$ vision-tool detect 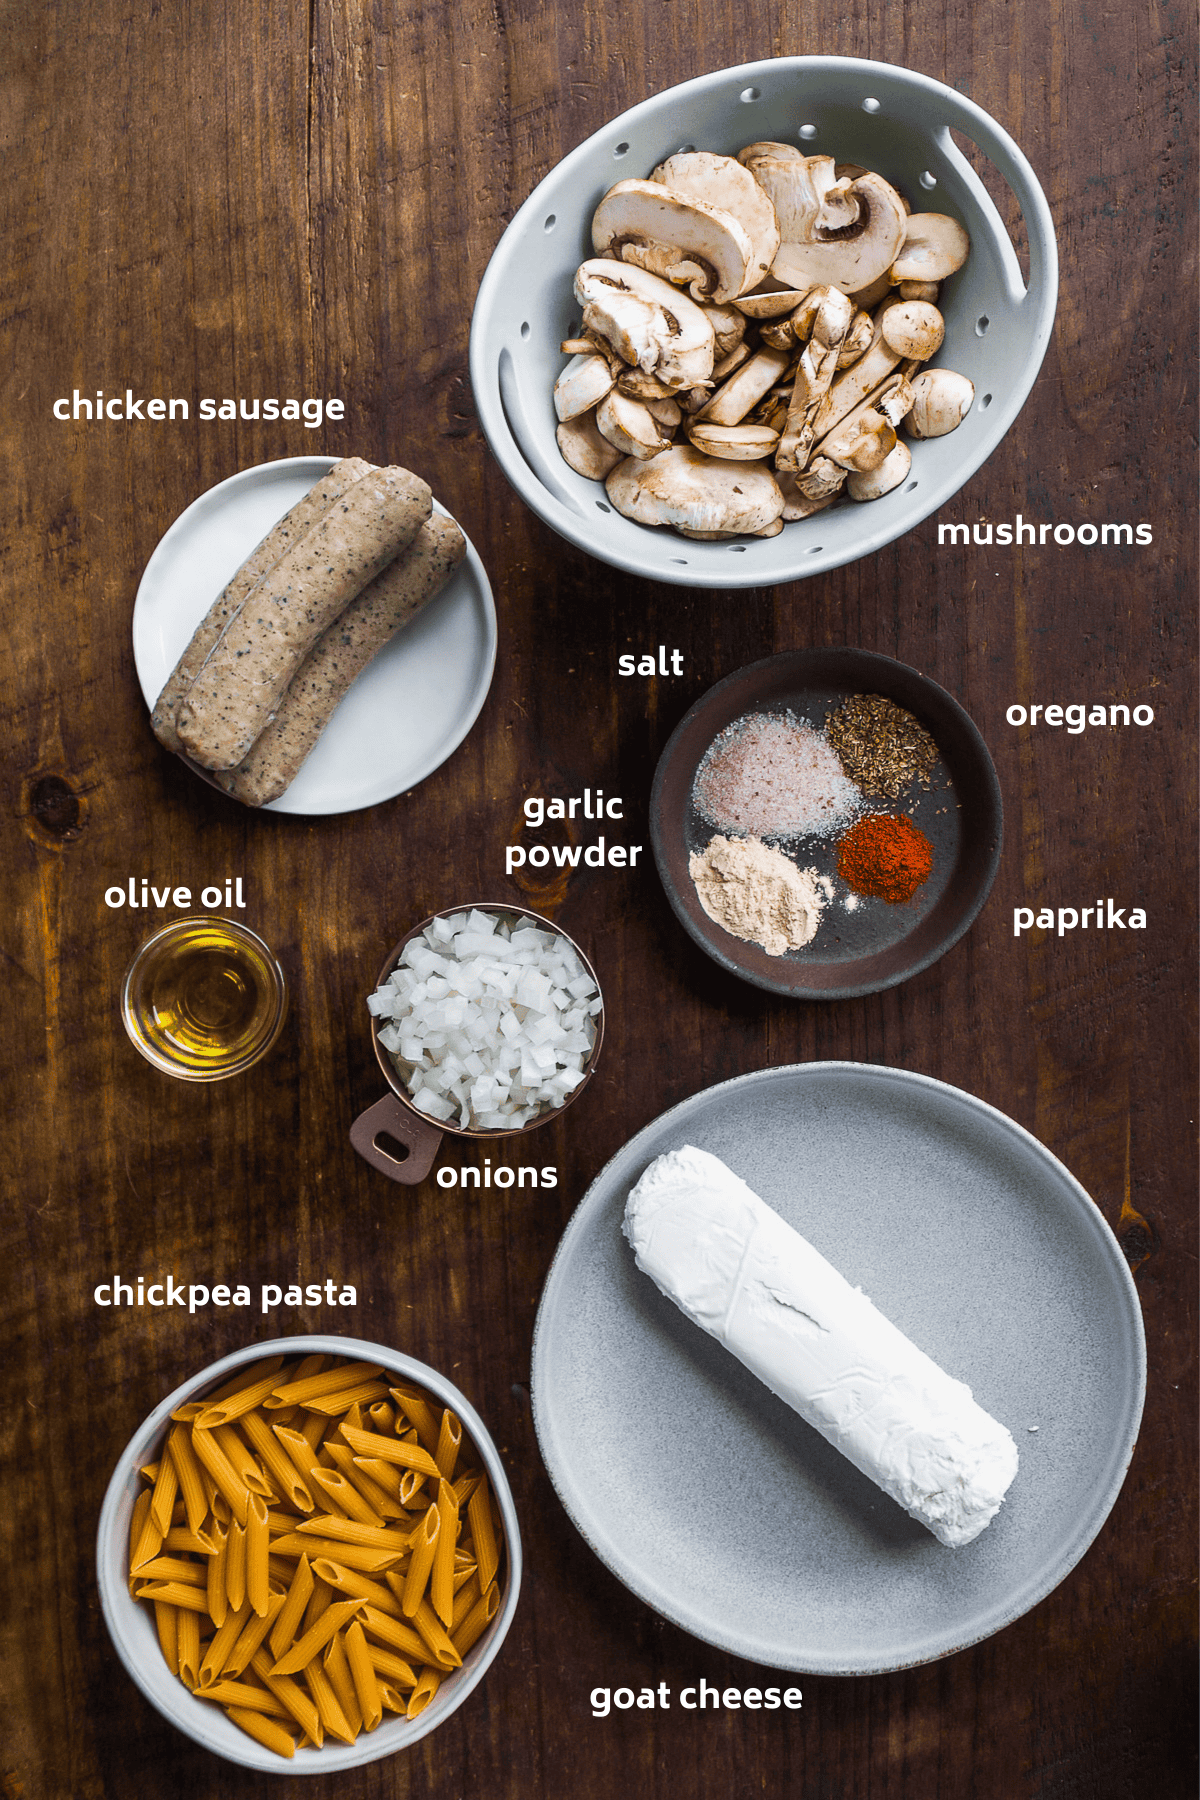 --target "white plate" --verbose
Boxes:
[133,457,497,815]
[531,1063,1146,1675]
